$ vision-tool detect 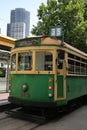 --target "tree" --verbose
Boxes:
[31,0,87,53]
[32,0,59,35]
